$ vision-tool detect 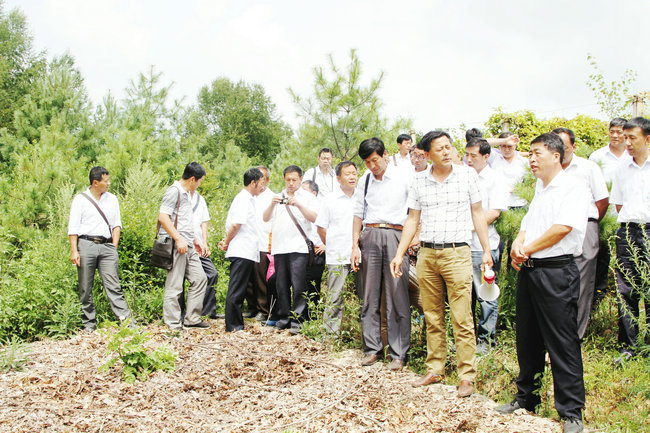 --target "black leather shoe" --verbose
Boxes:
[184,320,210,329]
[563,418,583,433]
[495,400,523,414]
